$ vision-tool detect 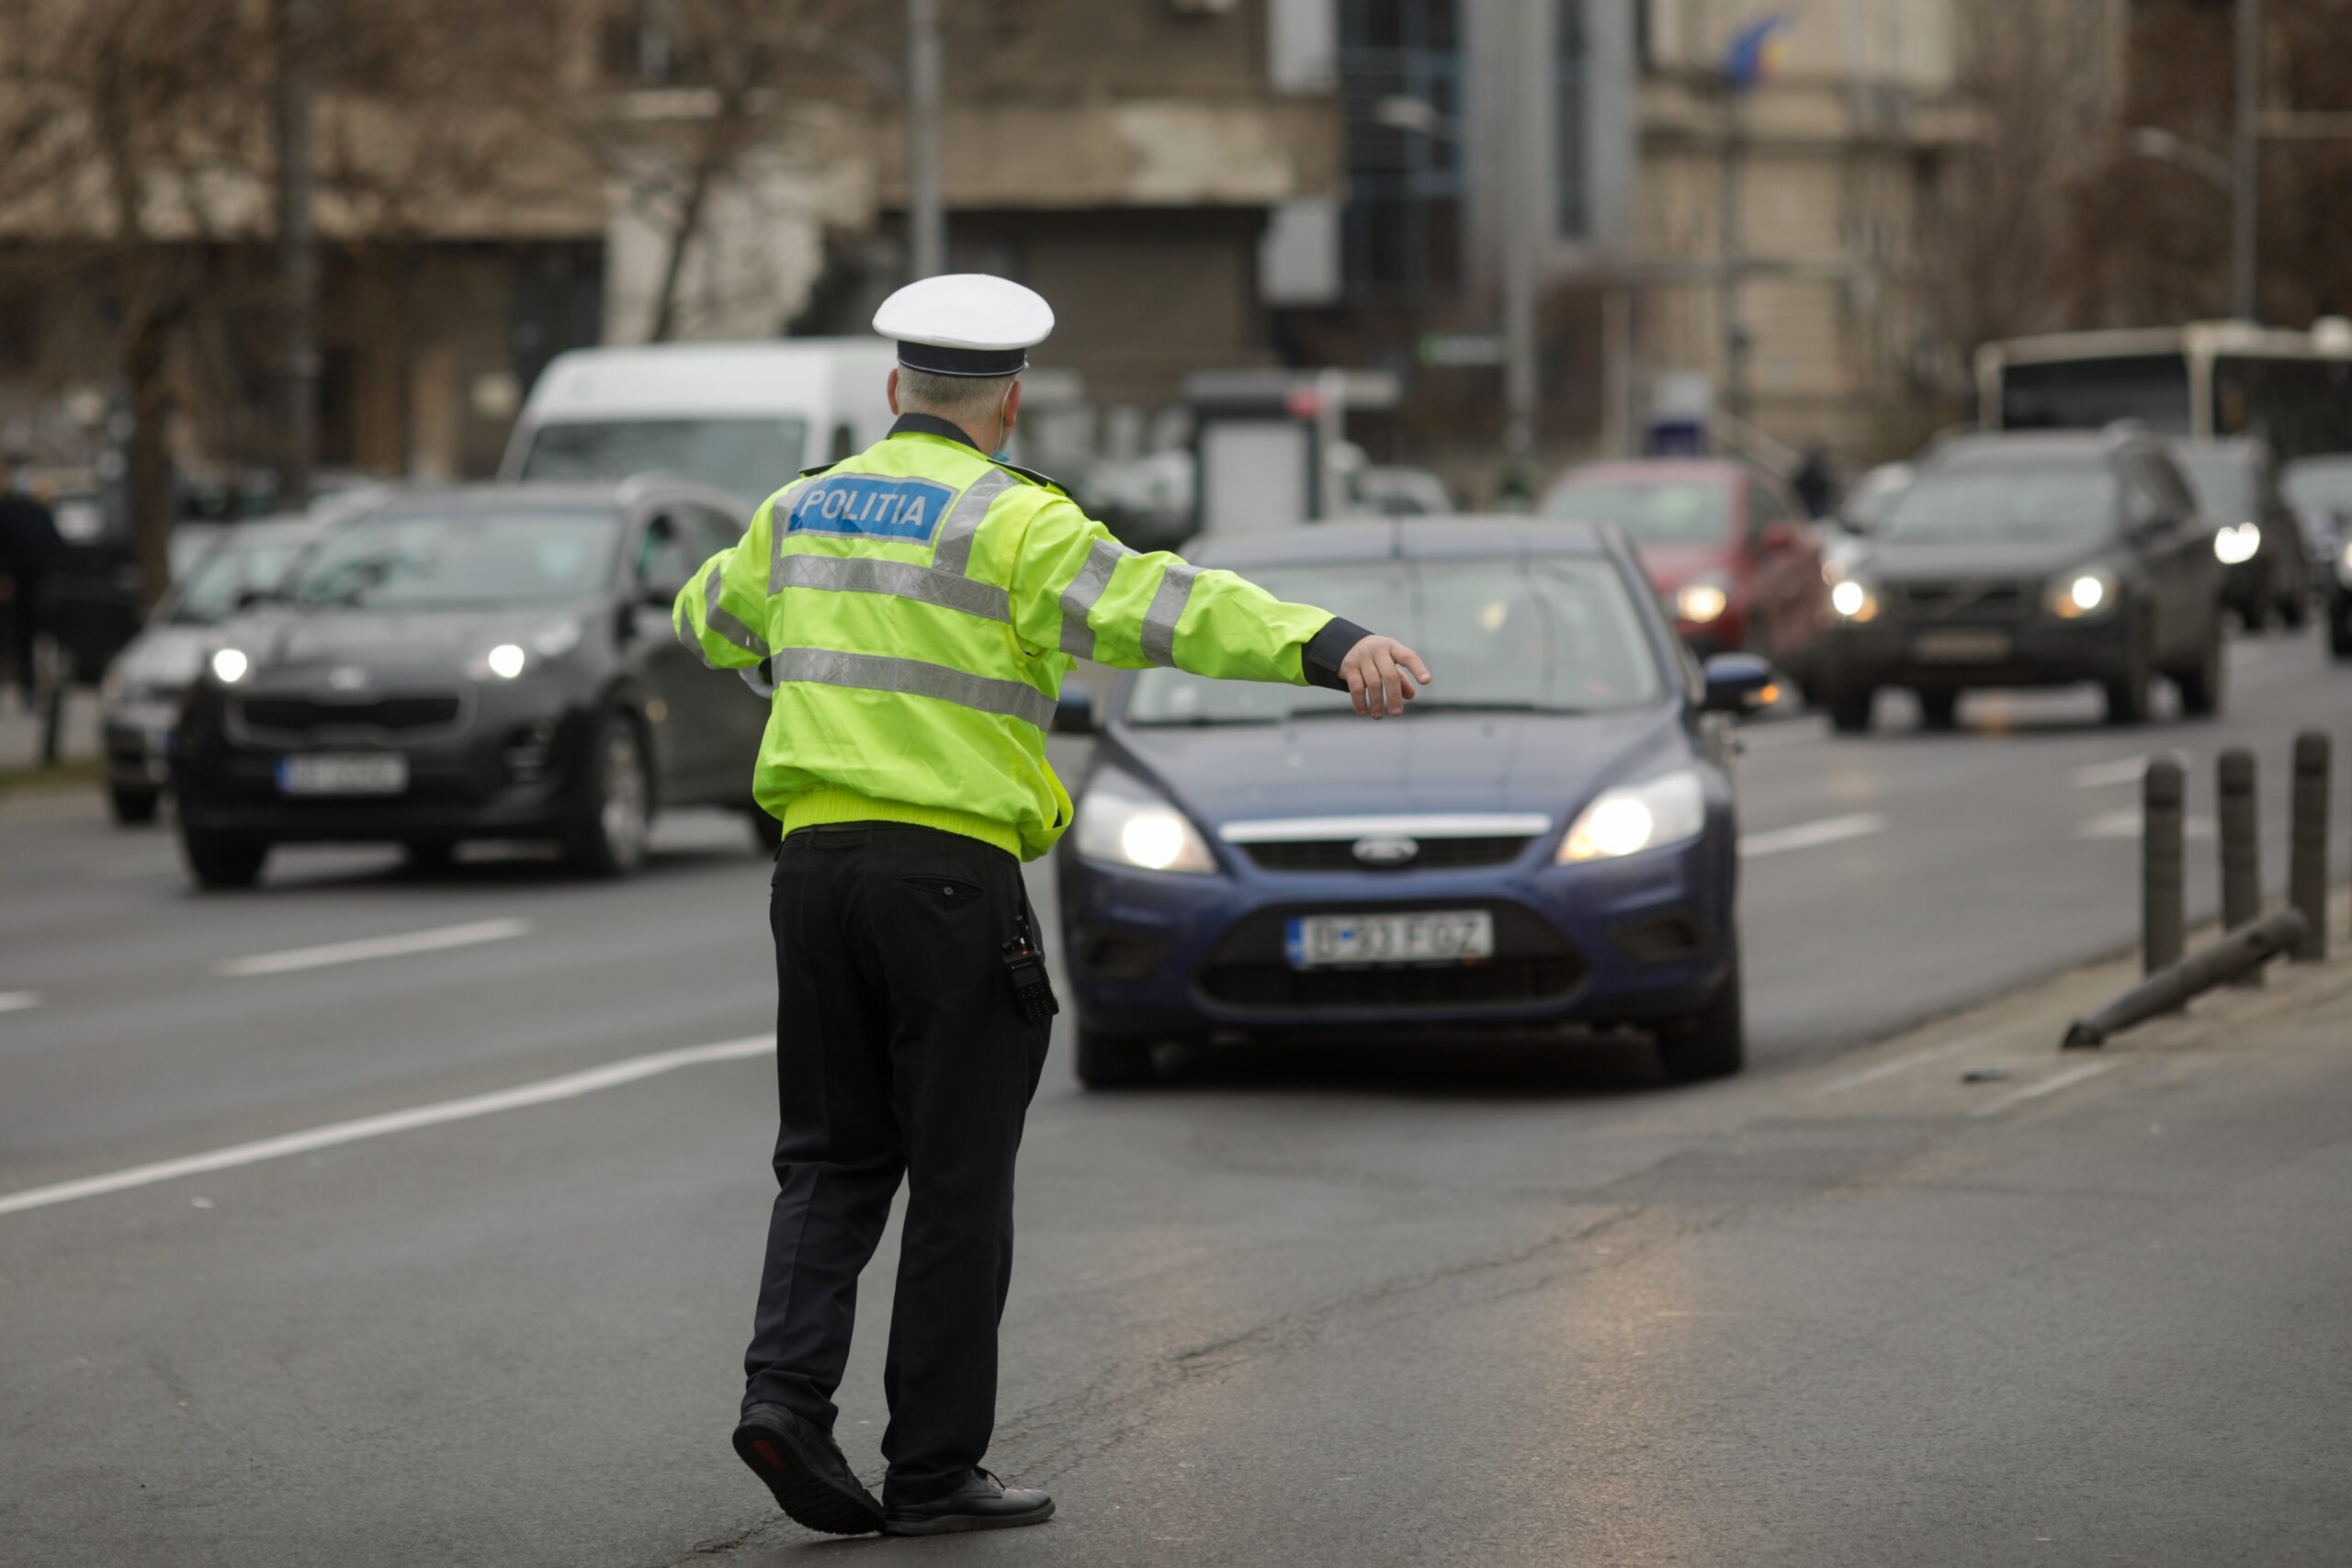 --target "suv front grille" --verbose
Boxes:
[1893,581,2029,621]
[233,693,467,742]
[1240,836,1535,873]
